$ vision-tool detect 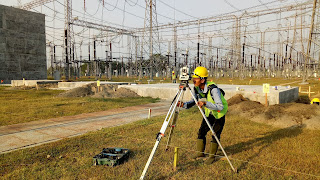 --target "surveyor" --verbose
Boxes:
[177,66,228,165]
[172,71,176,83]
